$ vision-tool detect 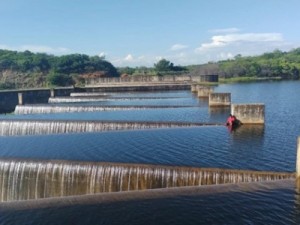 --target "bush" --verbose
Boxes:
[47,71,74,86]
